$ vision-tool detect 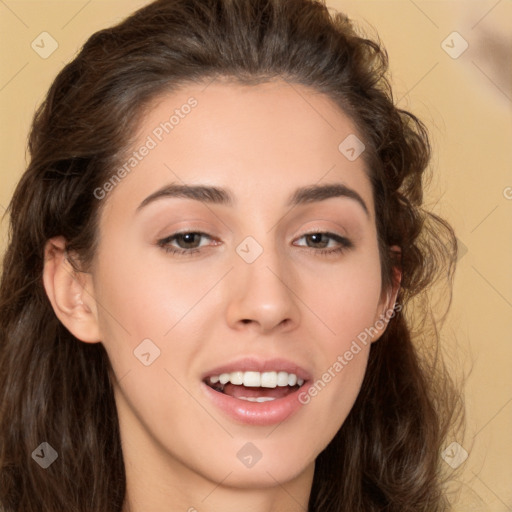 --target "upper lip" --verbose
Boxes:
[201,357,313,382]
